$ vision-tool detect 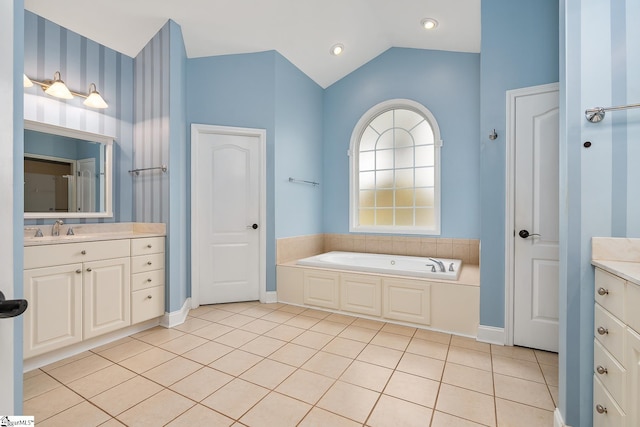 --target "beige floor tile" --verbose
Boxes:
[492,355,545,383]
[118,347,177,374]
[198,308,234,322]
[216,302,257,313]
[496,398,554,427]
[292,330,334,349]
[187,305,216,318]
[302,351,353,379]
[534,350,559,366]
[491,345,537,362]
[367,394,433,427]
[276,369,335,404]
[447,346,492,371]
[301,308,331,319]
[24,369,43,380]
[541,362,559,386]
[406,338,449,360]
[278,305,308,314]
[166,404,234,427]
[23,386,84,422]
[217,313,256,328]
[431,411,485,427]
[436,383,496,426]
[90,376,163,416]
[136,328,185,346]
[493,374,555,410]
[117,389,194,427]
[190,322,235,340]
[172,316,212,333]
[261,310,296,323]
[130,326,164,339]
[284,315,321,329]
[23,372,62,400]
[240,391,312,427]
[264,324,306,341]
[351,317,384,330]
[322,337,367,358]
[451,335,491,353]
[158,333,209,355]
[310,320,348,336]
[549,385,559,406]
[397,352,445,381]
[339,360,393,392]
[370,331,411,351]
[384,370,439,408]
[317,380,380,423]
[181,341,233,365]
[66,364,136,399]
[325,313,357,325]
[413,329,451,345]
[97,339,154,363]
[268,343,318,367]
[98,418,126,426]
[300,408,362,427]
[142,356,202,387]
[338,325,378,343]
[239,335,287,357]
[213,329,260,348]
[240,306,275,318]
[38,401,111,427]
[46,354,113,384]
[170,367,234,402]
[239,318,279,334]
[209,349,263,376]
[240,358,296,389]
[41,351,94,372]
[381,323,417,337]
[201,378,269,419]
[90,337,134,354]
[356,344,403,369]
[442,362,494,395]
